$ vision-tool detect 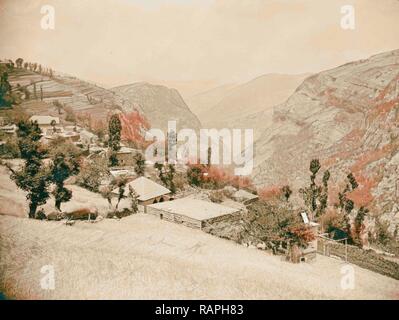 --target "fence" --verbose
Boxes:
[317,233,348,262]
[317,233,399,280]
